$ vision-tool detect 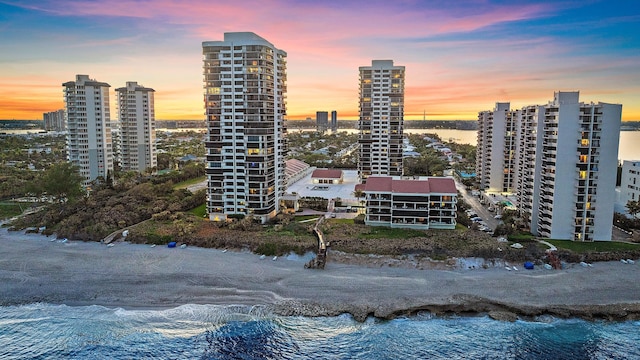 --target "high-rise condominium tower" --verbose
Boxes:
[43,109,65,132]
[358,60,405,180]
[63,74,113,186]
[477,91,622,241]
[476,102,518,192]
[115,81,157,172]
[203,32,287,223]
